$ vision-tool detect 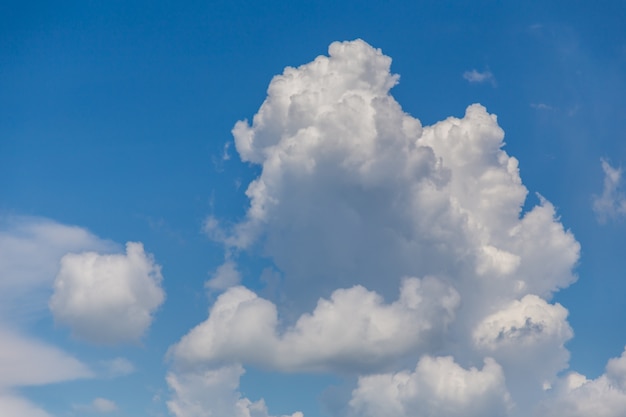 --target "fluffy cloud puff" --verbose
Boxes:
[473,294,573,409]
[171,277,459,373]
[167,365,303,417]
[348,355,512,417]
[50,242,165,344]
